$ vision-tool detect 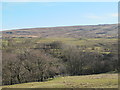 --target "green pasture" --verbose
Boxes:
[2,74,118,88]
